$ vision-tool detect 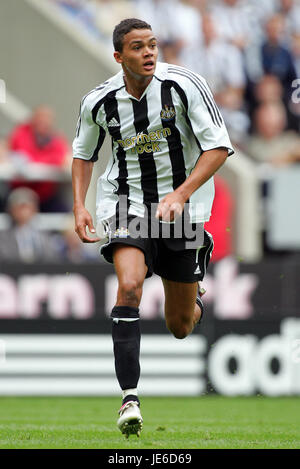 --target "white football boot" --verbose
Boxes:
[117,401,143,438]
